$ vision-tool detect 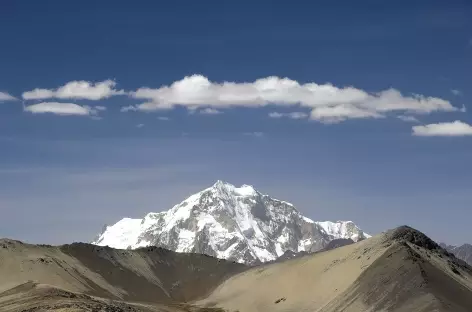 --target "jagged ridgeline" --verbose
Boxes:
[93,181,370,264]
